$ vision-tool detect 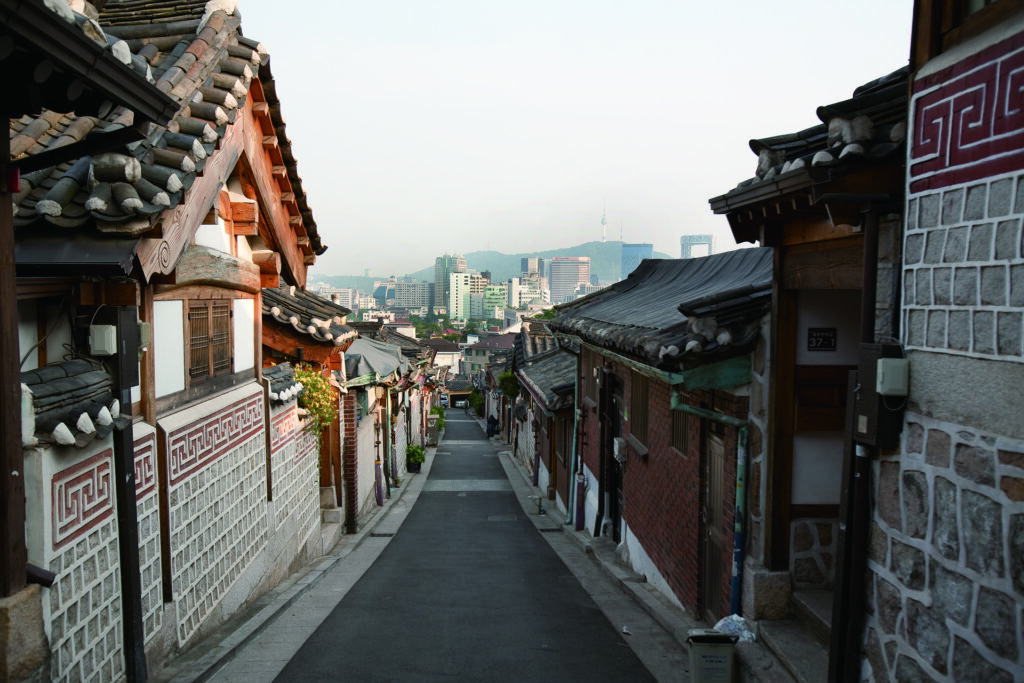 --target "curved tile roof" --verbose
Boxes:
[548,249,773,370]
[21,359,130,447]
[262,285,356,347]
[722,66,909,194]
[9,0,323,254]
